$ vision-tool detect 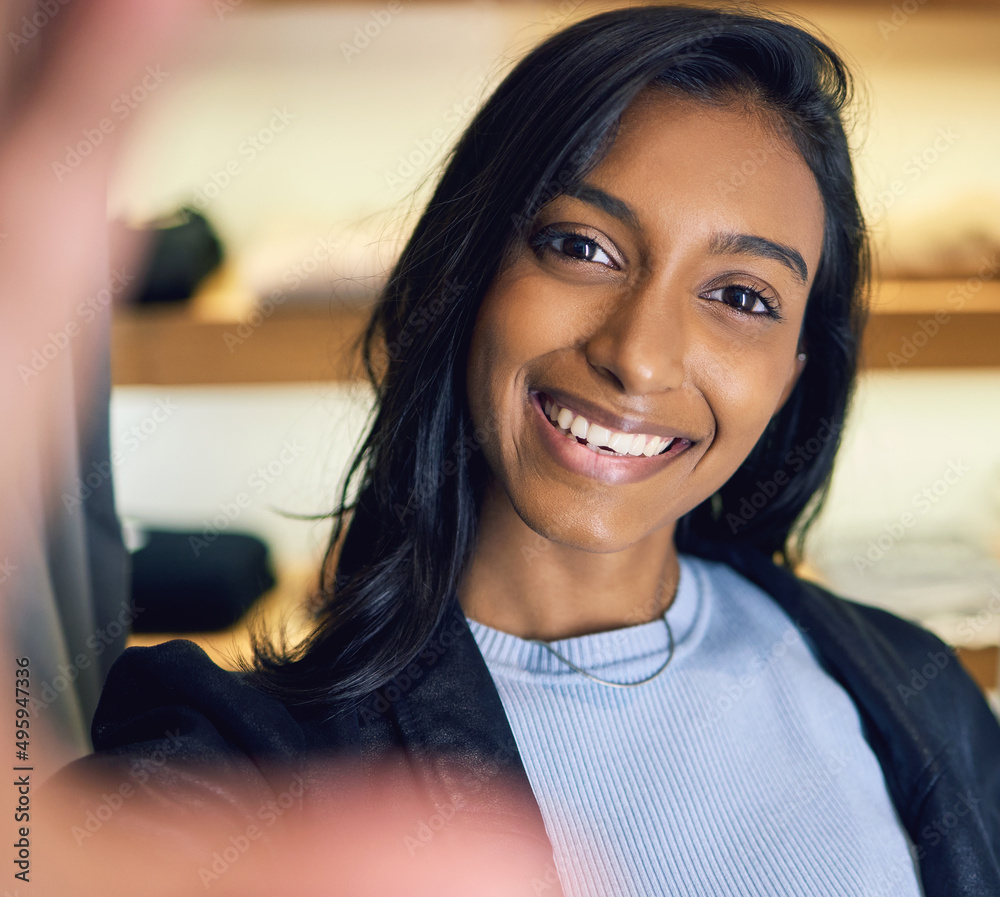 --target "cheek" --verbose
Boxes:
[696,345,794,452]
[501,277,578,349]
[466,327,506,440]
[466,285,538,427]
[471,278,571,387]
